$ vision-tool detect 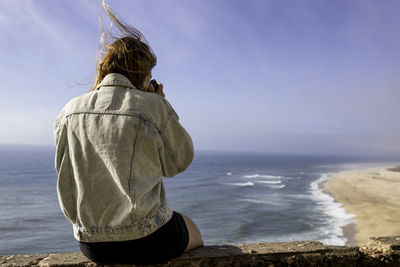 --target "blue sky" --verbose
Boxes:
[0,0,399,155]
